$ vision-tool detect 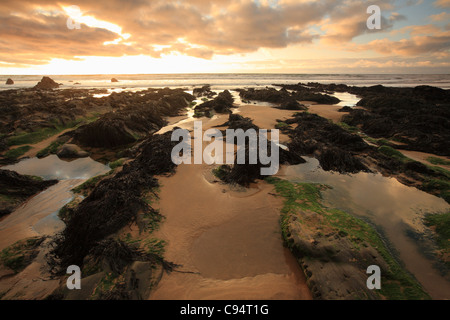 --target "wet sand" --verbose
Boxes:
[304,102,346,123]
[399,150,450,171]
[150,164,311,300]
[150,107,311,300]
[236,105,298,142]
[0,179,83,250]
